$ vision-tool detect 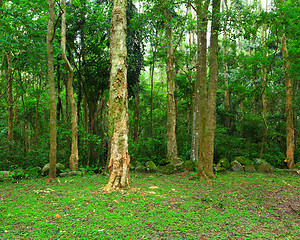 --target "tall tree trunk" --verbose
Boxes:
[5,51,14,141]
[47,0,57,183]
[104,0,130,191]
[163,7,178,164]
[205,0,220,178]
[134,90,140,143]
[260,0,268,158]
[281,34,295,169]
[196,0,210,179]
[61,0,79,171]
[223,0,230,129]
